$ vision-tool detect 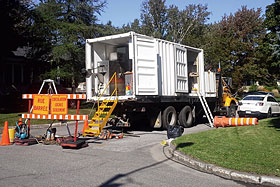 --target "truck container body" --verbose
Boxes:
[86,32,216,99]
[85,32,217,128]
